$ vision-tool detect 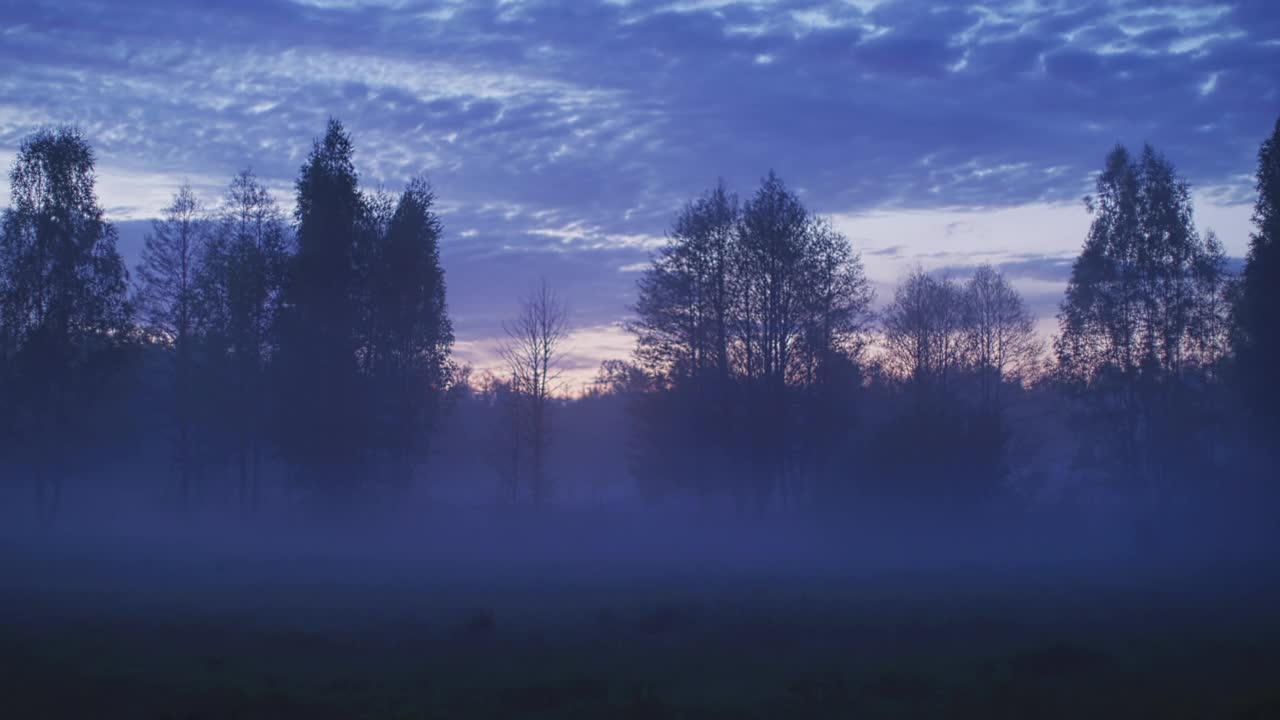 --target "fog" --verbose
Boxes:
[6,481,1277,597]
